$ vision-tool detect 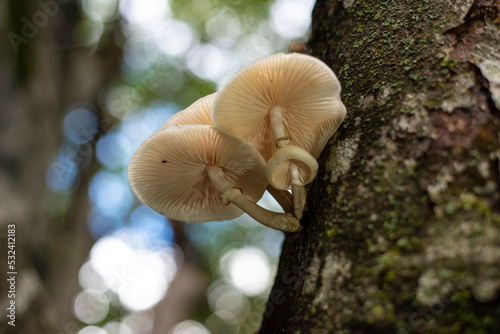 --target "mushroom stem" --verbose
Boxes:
[290,162,306,219]
[206,165,302,232]
[268,106,290,147]
[205,165,233,193]
[266,185,293,213]
[222,188,302,232]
